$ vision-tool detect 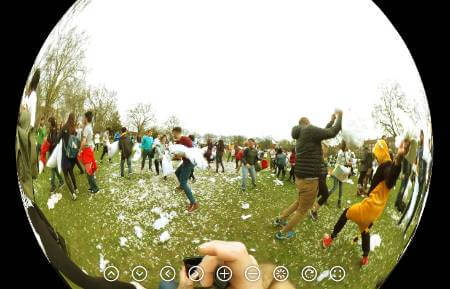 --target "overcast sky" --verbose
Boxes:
[33,0,429,141]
